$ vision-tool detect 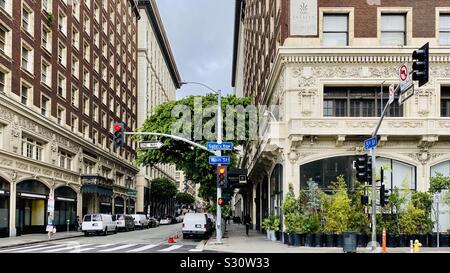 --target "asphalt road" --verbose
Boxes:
[0,223,216,253]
